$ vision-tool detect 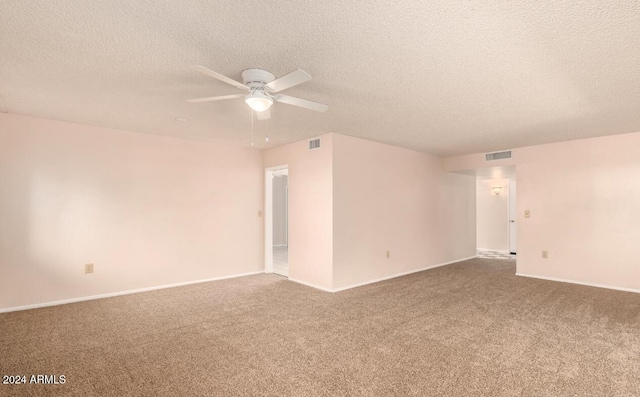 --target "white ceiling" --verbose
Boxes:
[2,1,640,156]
